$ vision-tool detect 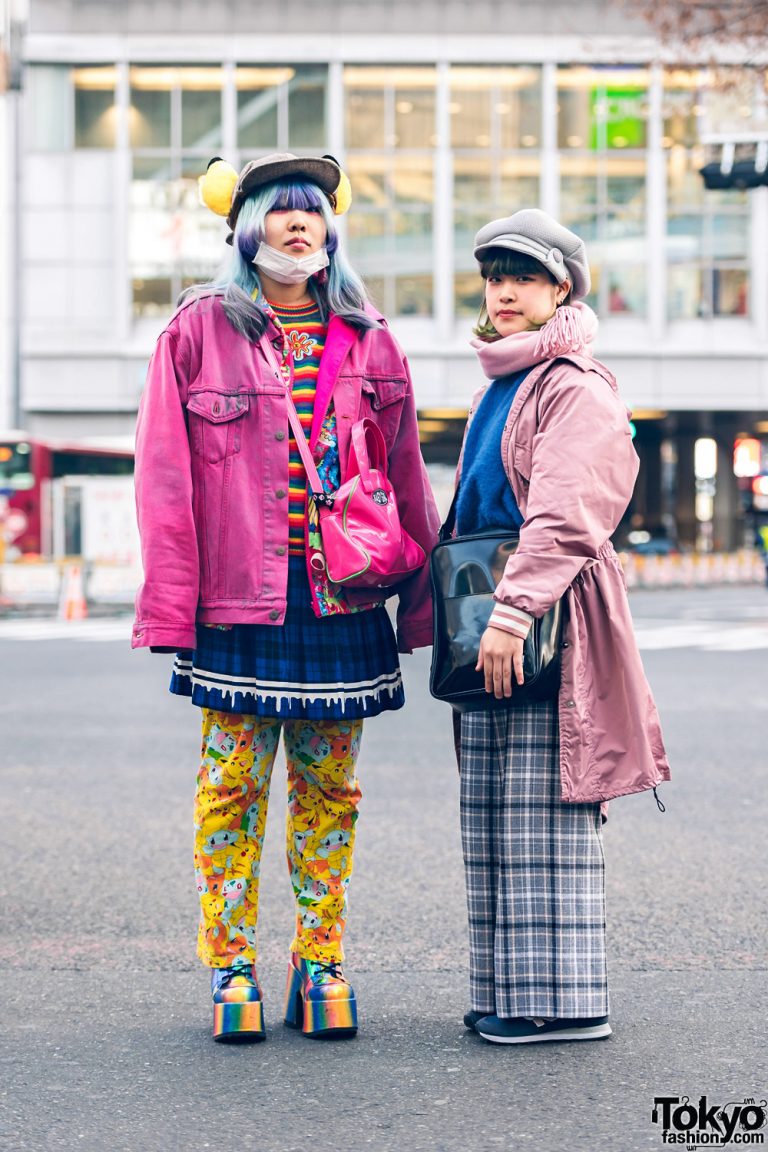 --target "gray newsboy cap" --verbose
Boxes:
[473,208,591,299]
